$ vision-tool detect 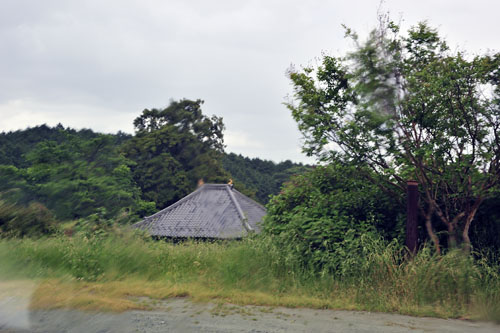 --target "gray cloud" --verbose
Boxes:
[1,0,499,163]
